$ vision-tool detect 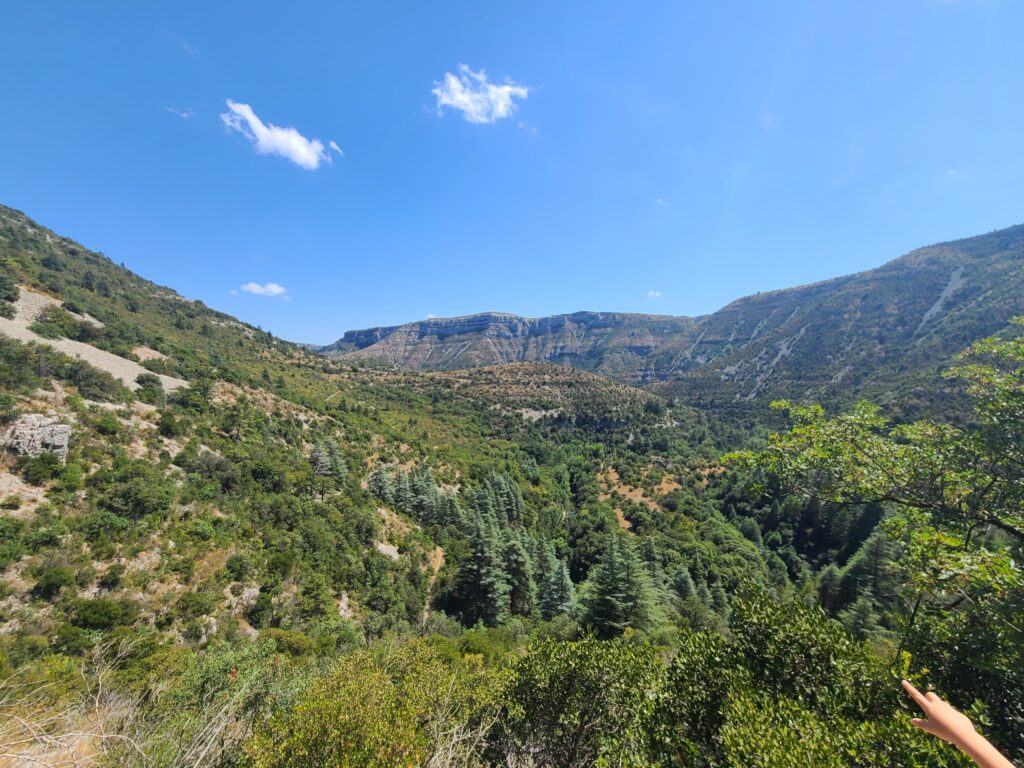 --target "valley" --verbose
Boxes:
[0,204,1021,766]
